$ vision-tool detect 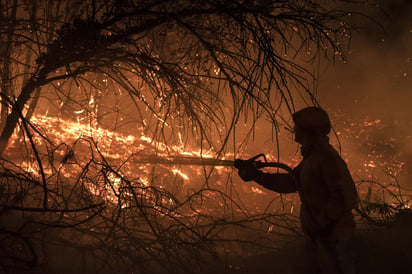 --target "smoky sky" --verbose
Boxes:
[318,0,412,117]
[316,0,412,183]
